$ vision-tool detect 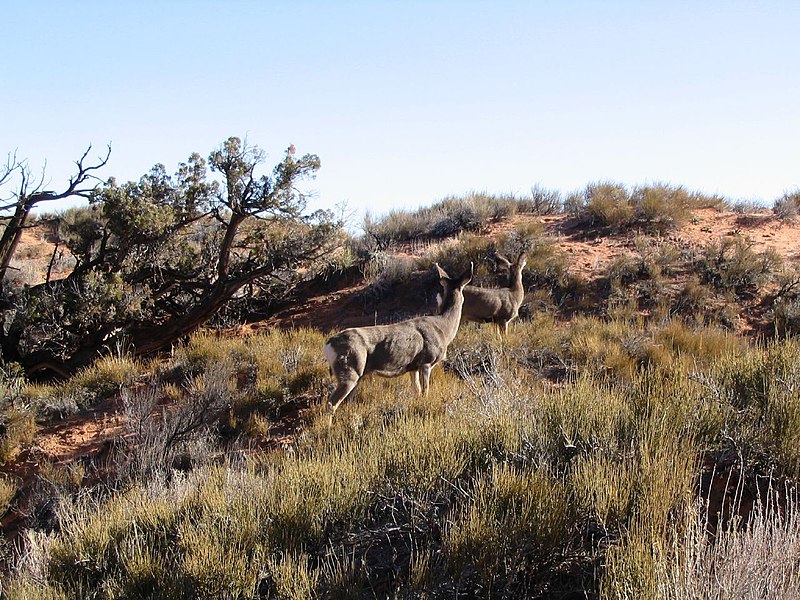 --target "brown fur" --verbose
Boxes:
[323,263,473,419]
